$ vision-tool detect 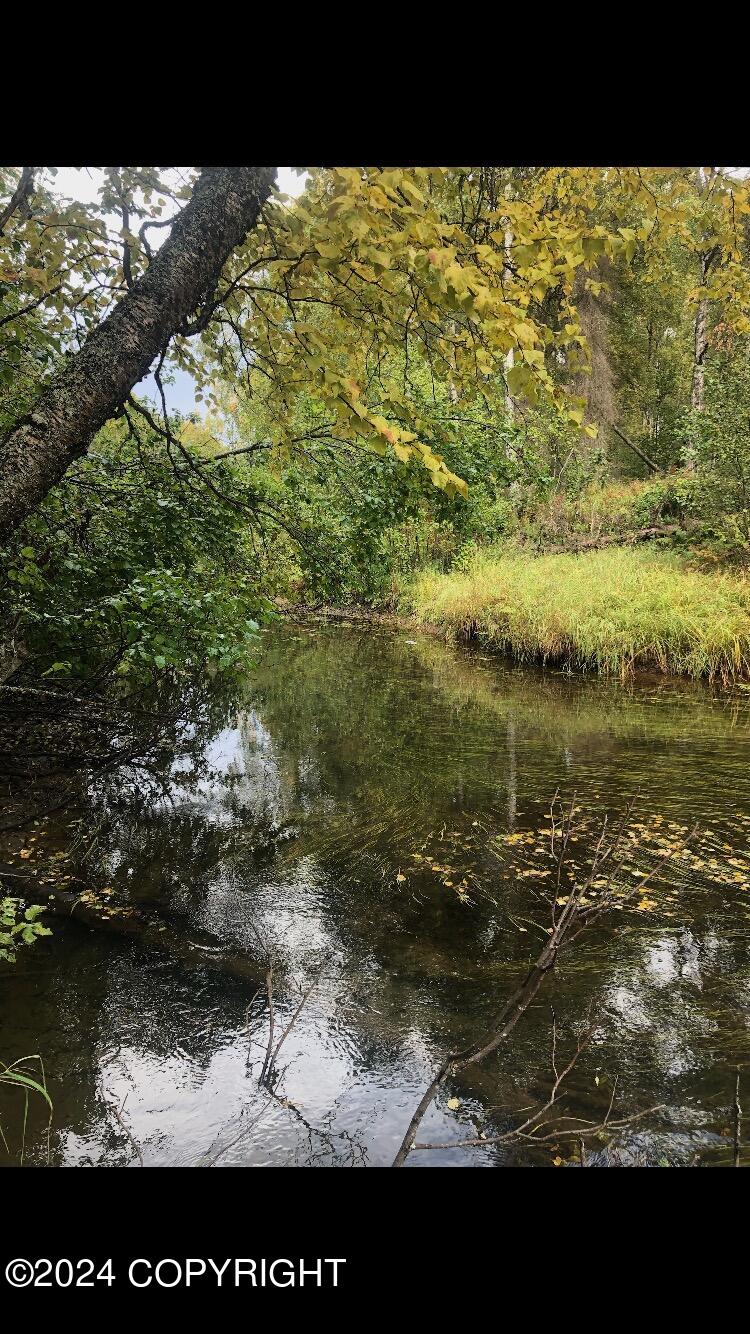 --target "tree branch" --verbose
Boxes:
[0,166,276,542]
[0,166,35,235]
